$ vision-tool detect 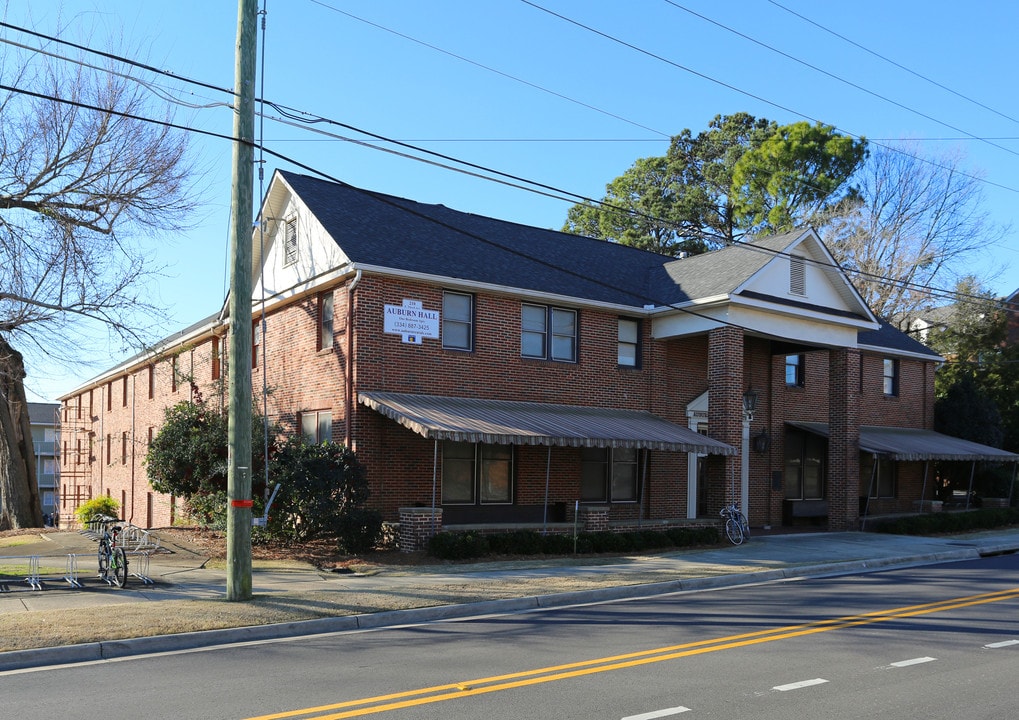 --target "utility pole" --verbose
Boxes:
[226,0,257,602]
